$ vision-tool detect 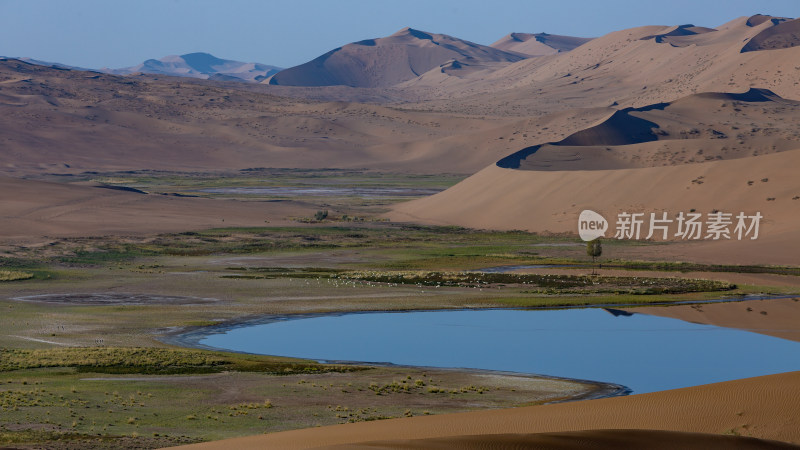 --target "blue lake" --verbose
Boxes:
[198,308,800,394]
